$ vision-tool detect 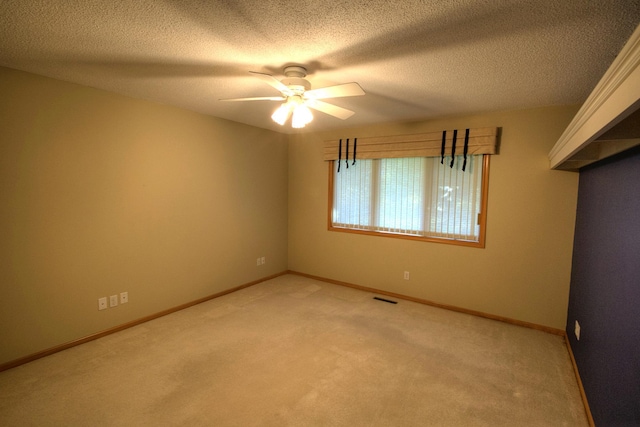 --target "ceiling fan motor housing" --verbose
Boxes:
[282,78,310,93]
[282,66,310,94]
[283,66,307,78]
